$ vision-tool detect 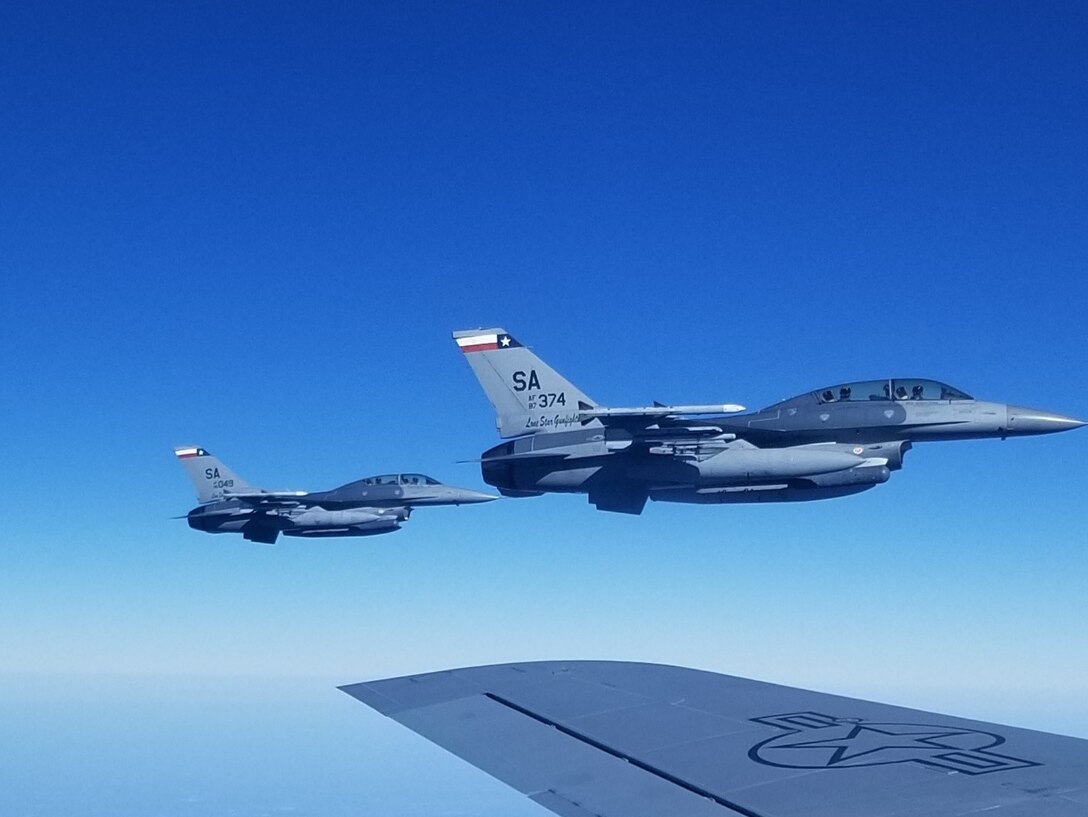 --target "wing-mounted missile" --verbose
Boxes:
[222,489,310,507]
[576,400,745,423]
